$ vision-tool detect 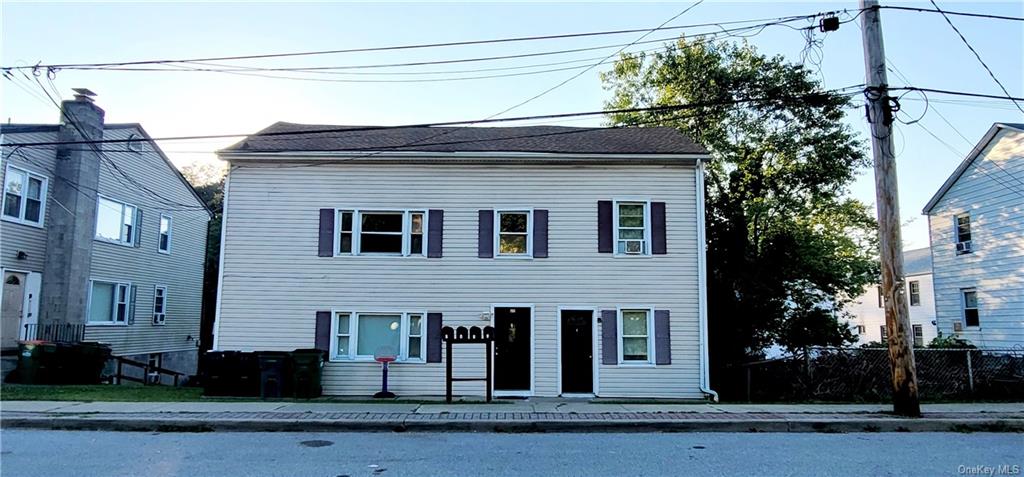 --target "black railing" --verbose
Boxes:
[22,323,86,343]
